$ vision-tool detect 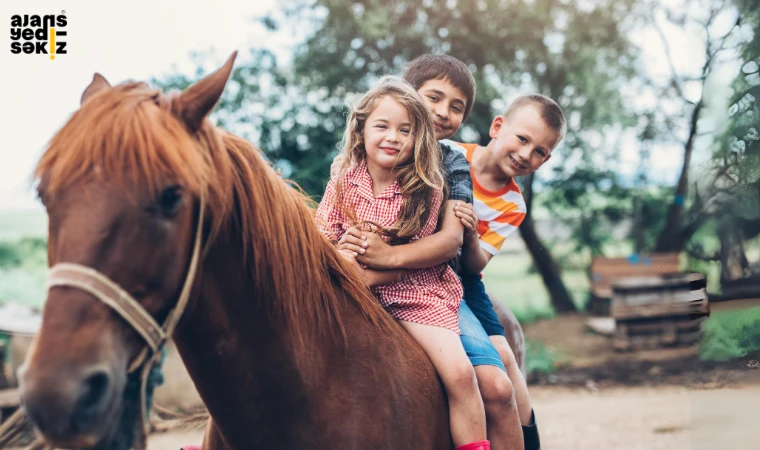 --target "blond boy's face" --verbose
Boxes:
[489,105,559,178]
[417,78,467,140]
